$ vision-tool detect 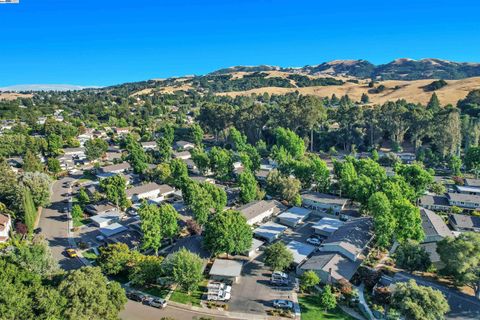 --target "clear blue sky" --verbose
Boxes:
[0,0,479,86]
